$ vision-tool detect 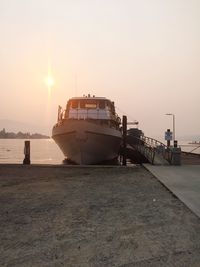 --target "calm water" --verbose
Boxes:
[179,143,200,154]
[0,139,199,164]
[0,139,64,164]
